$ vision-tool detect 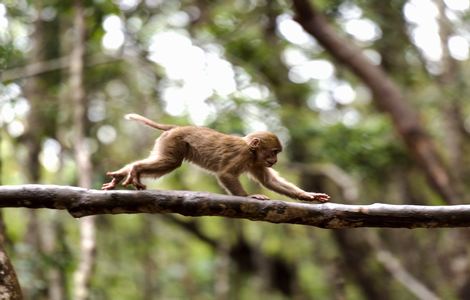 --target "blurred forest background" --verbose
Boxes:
[1,0,470,299]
